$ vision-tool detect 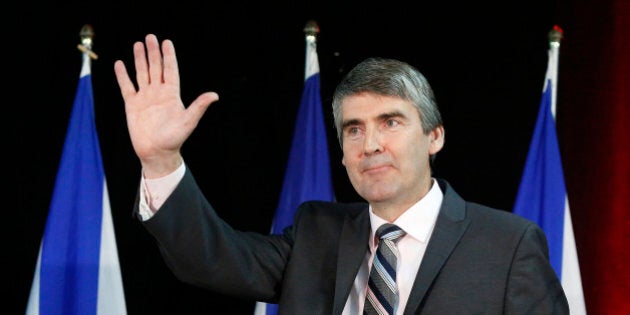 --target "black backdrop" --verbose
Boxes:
[12,0,571,314]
